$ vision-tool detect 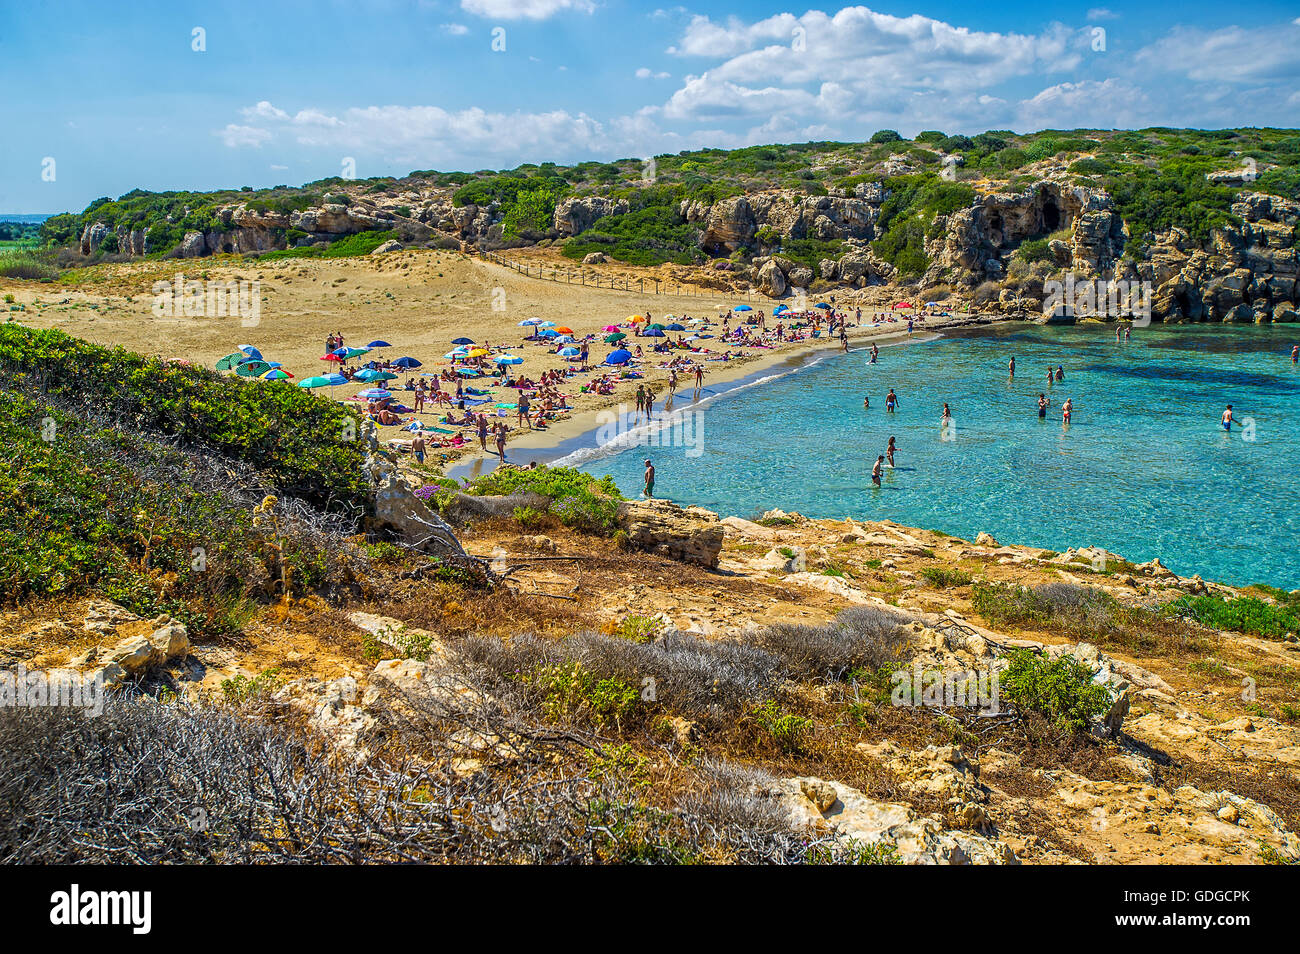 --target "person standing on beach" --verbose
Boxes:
[411,435,426,465]
[518,391,531,429]
[495,423,507,462]
[634,384,646,422]
[643,459,655,498]
[477,414,489,451]
[886,389,899,413]
[871,455,884,487]
[693,364,704,396]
